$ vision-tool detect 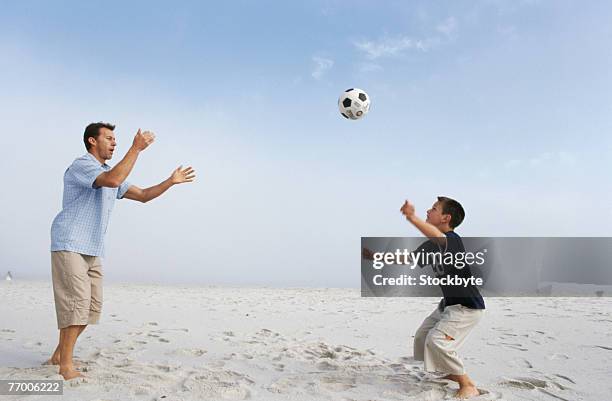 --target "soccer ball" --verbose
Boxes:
[338,88,370,120]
